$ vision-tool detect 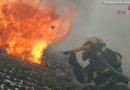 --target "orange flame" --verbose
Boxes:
[0,0,76,64]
